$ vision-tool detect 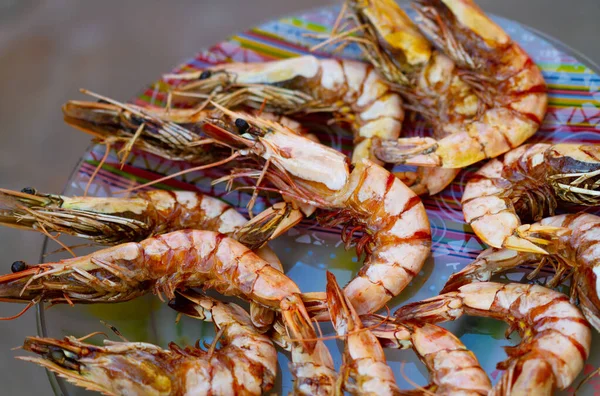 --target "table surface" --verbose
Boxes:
[0,0,598,394]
